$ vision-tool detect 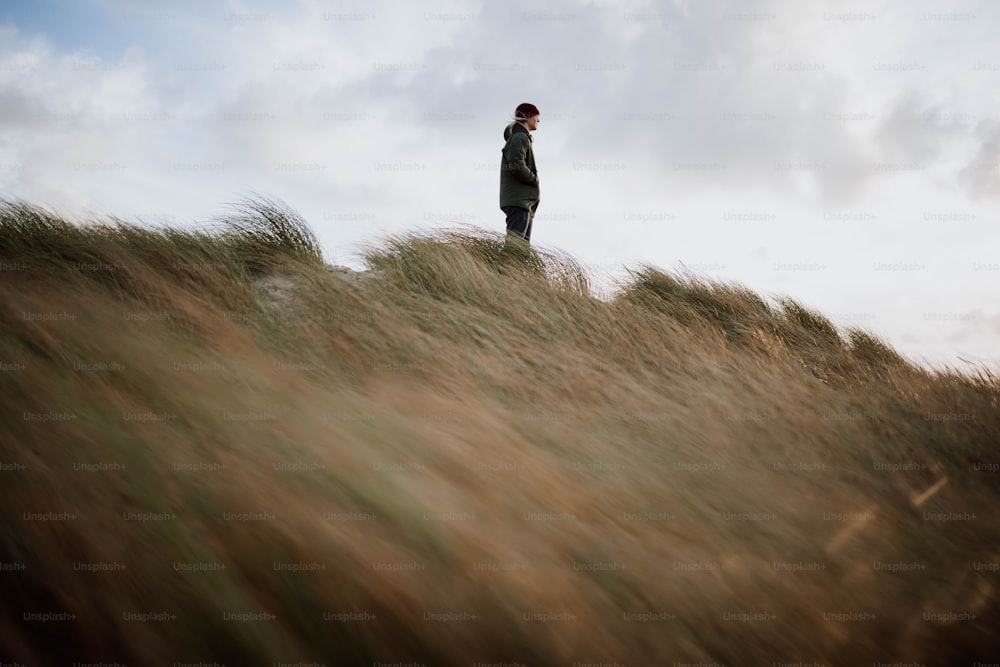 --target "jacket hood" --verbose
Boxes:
[504,121,530,141]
